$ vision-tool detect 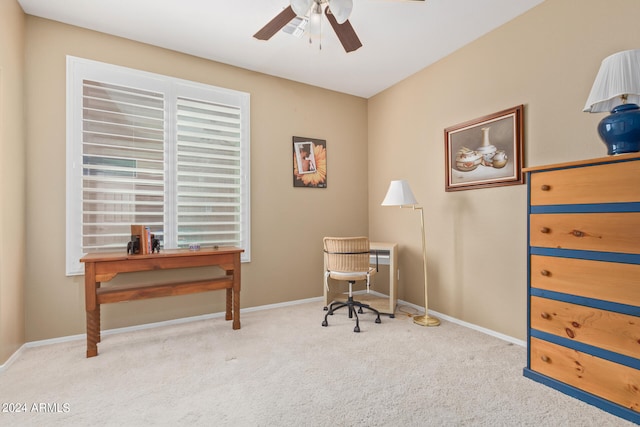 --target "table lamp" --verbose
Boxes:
[583,49,640,155]
[382,180,440,326]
